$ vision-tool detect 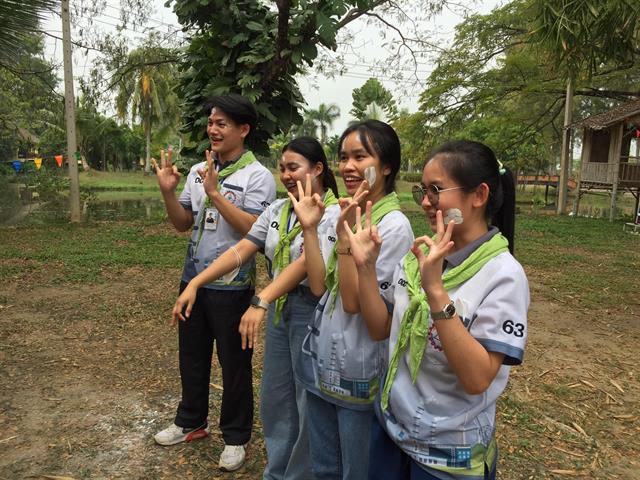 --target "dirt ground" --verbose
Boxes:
[0,260,638,479]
